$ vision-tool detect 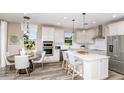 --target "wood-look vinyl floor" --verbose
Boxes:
[0,62,124,80]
